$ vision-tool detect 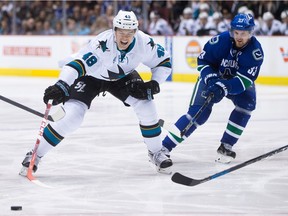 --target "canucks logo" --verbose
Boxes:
[252,49,263,61]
